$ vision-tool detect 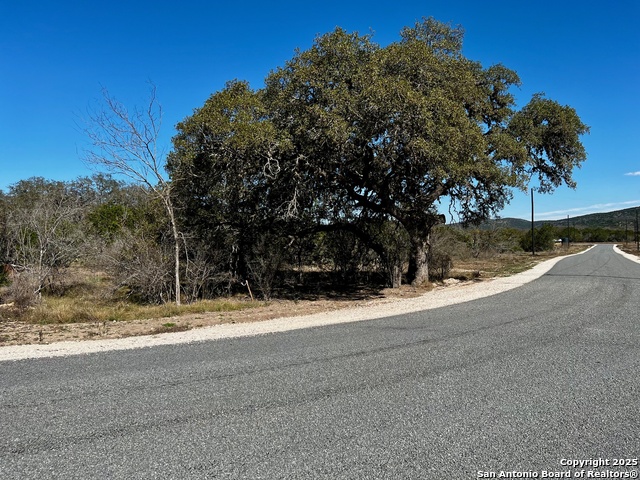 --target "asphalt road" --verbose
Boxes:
[1,244,639,479]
